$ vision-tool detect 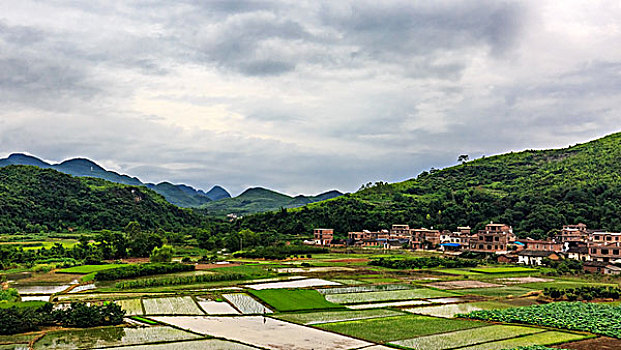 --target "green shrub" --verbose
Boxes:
[0,302,52,334]
[370,257,478,269]
[52,302,125,327]
[150,245,174,263]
